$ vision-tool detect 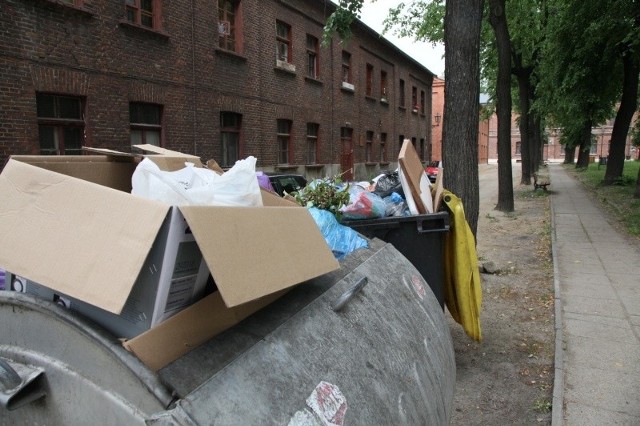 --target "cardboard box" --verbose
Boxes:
[0,153,339,369]
[399,139,434,214]
[4,207,209,339]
